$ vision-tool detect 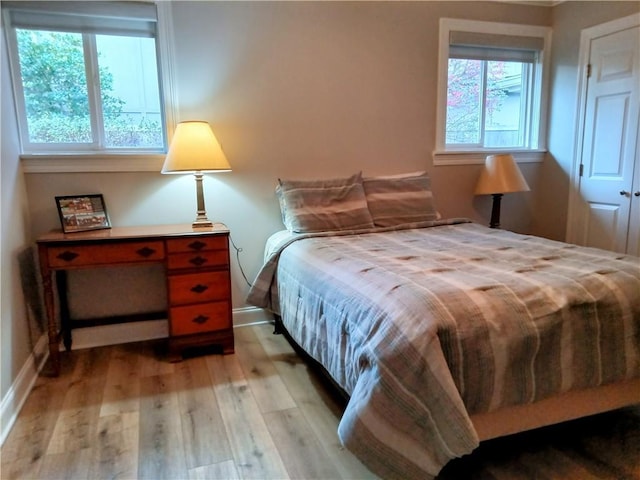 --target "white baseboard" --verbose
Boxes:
[0,306,271,446]
[0,334,48,446]
[232,306,273,327]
